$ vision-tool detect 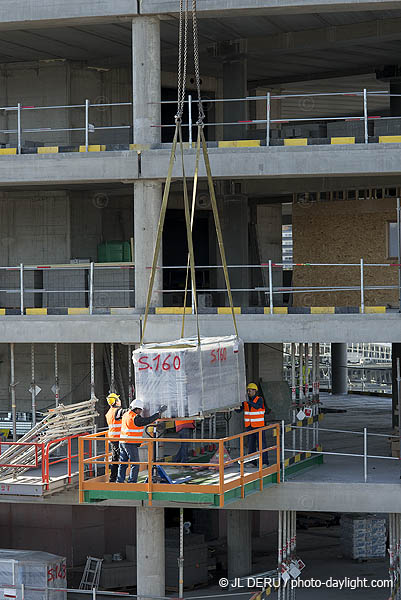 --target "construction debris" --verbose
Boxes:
[0,399,98,480]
